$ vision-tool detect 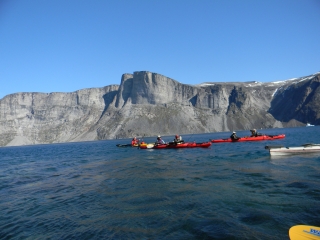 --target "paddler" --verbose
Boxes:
[173,135,184,144]
[230,131,239,140]
[250,129,263,137]
[155,135,166,145]
[131,137,139,146]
